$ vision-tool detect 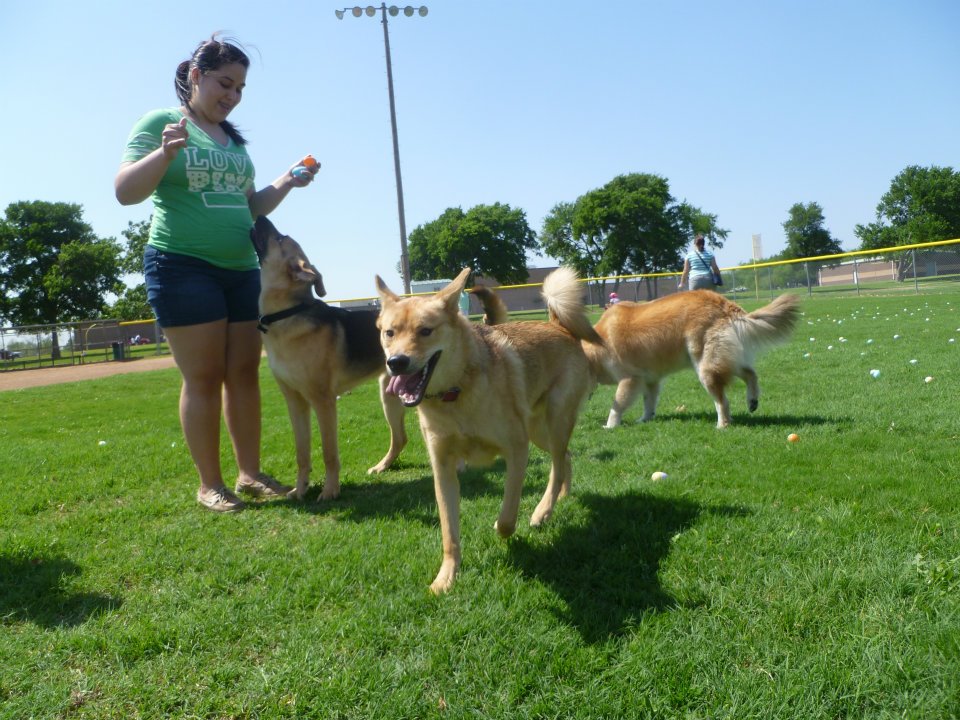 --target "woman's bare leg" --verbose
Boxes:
[222,320,264,486]
[164,320,229,492]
